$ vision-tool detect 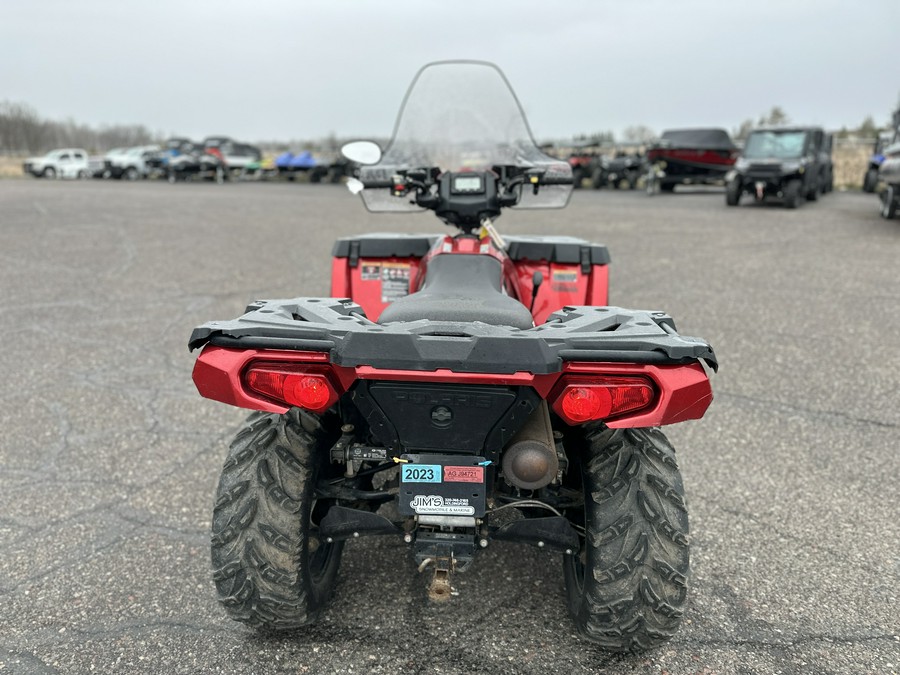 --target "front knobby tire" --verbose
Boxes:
[563,427,689,653]
[725,179,741,206]
[783,179,802,209]
[211,409,343,630]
